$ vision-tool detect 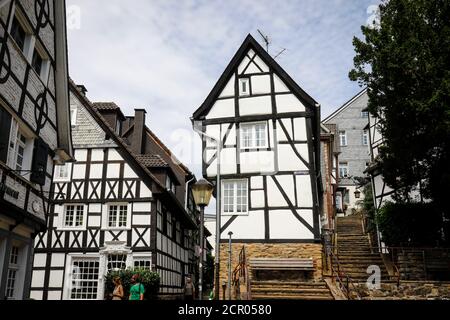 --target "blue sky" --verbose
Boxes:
[66,0,379,195]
